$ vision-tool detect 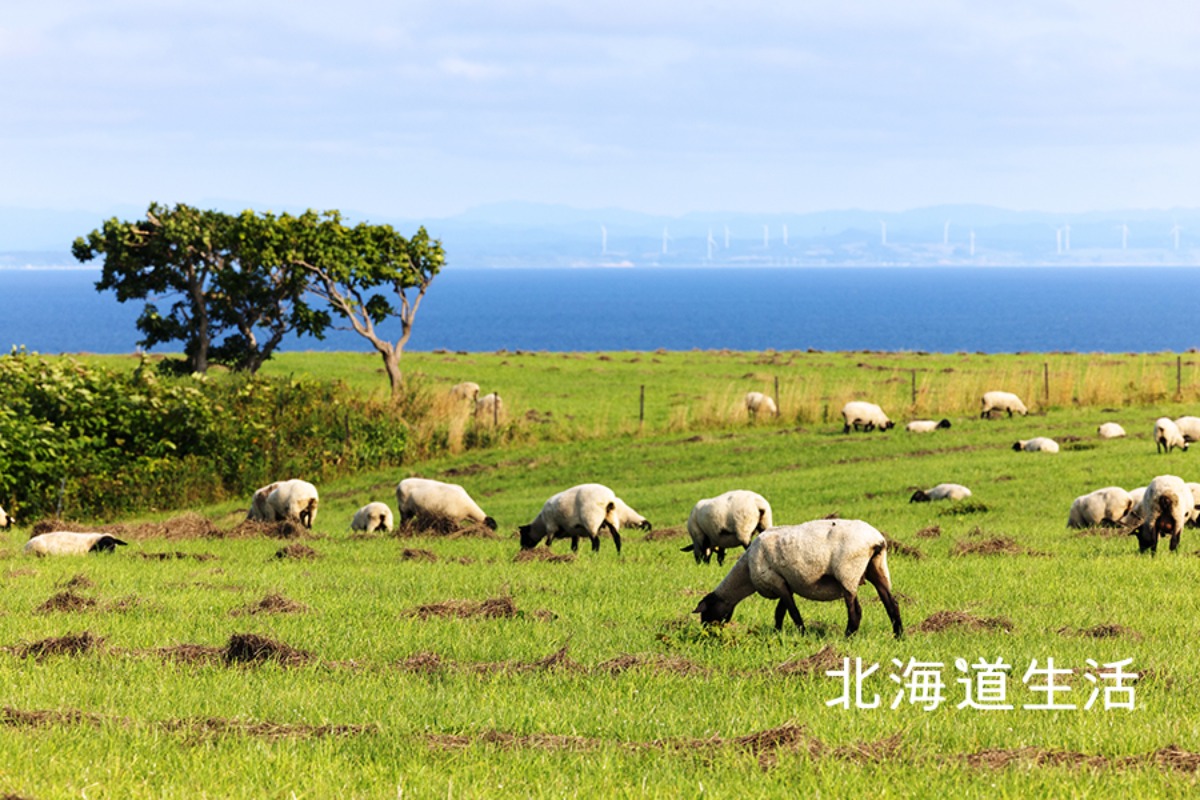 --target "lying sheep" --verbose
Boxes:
[396,477,497,531]
[683,490,773,565]
[744,392,778,420]
[1136,475,1194,554]
[692,518,903,638]
[980,391,1028,418]
[840,401,894,433]
[1097,422,1127,439]
[1175,416,1200,443]
[1155,417,1188,454]
[351,502,394,533]
[905,419,951,433]
[266,480,319,528]
[909,483,972,502]
[1013,437,1059,453]
[476,392,504,421]
[1067,487,1133,529]
[0,505,11,530]
[519,483,623,554]
[24,531,128,556]
[450,381,480,401]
